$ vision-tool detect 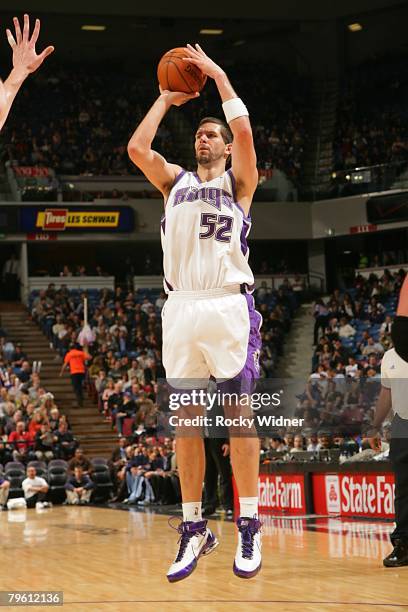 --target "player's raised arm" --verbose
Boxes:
[0,14,54,131]
[184,44,258,216]
[127,89,198,200]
